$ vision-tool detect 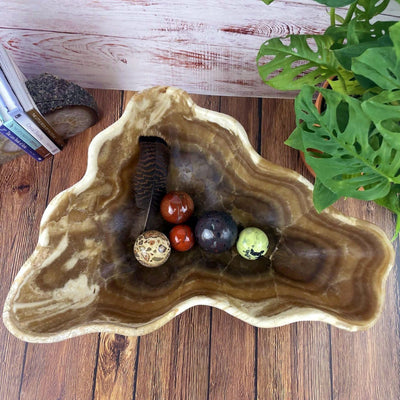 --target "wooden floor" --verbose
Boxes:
[1,90,399,400]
